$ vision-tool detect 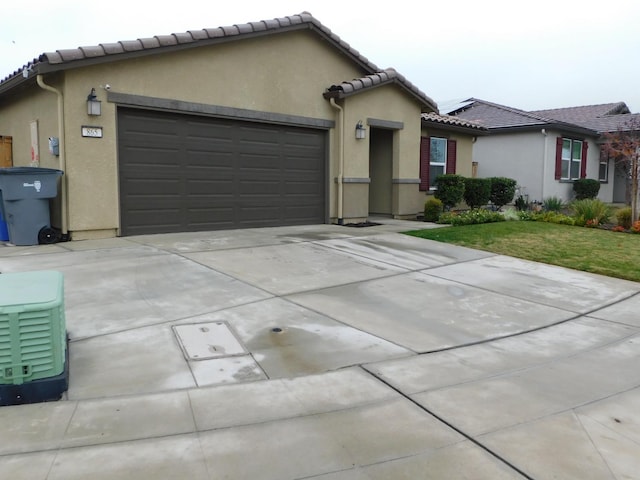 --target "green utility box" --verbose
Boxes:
[0,270,68,405]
